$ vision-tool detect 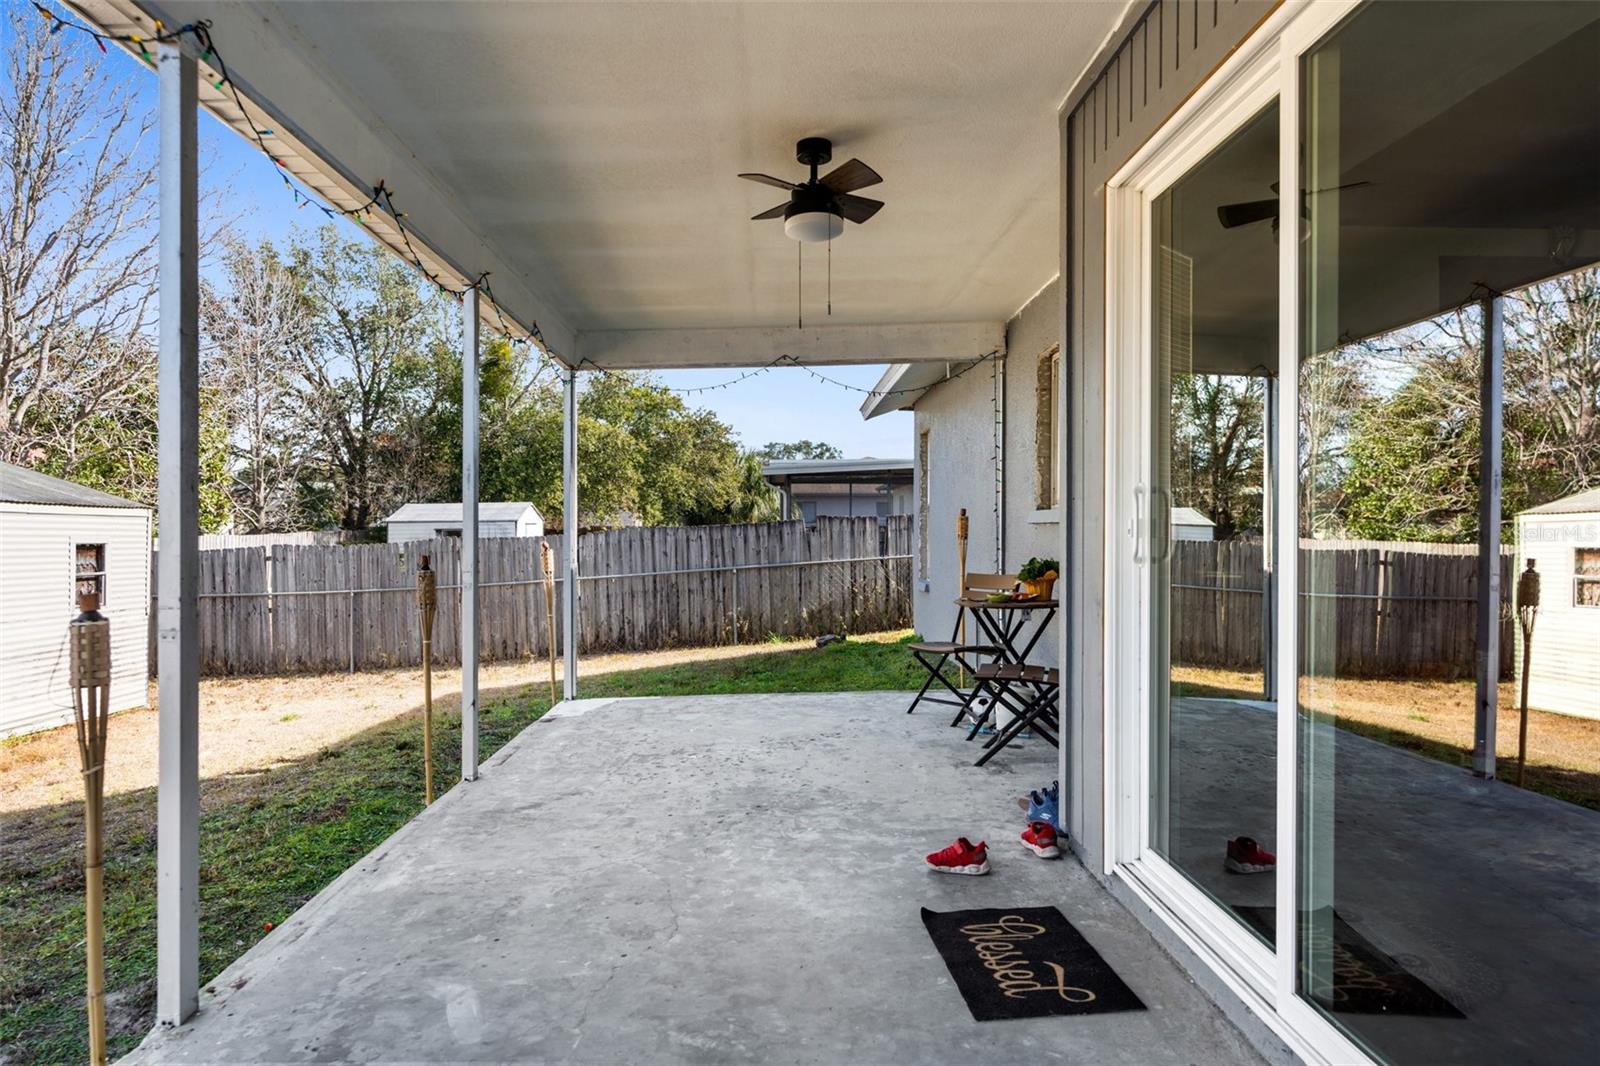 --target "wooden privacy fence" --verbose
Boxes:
[1171,539,1515,678]
[162,516,911,676]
